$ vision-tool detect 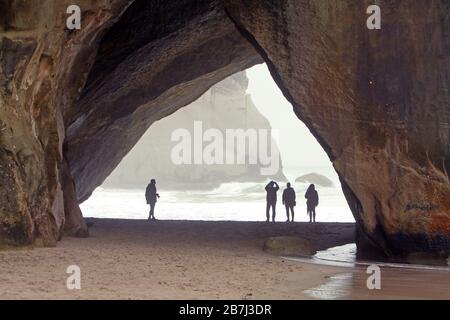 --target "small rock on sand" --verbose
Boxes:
[263,236,316,256]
